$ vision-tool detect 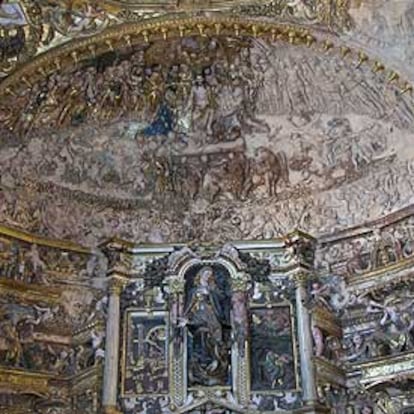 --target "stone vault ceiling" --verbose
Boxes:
[1,1,414,247]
